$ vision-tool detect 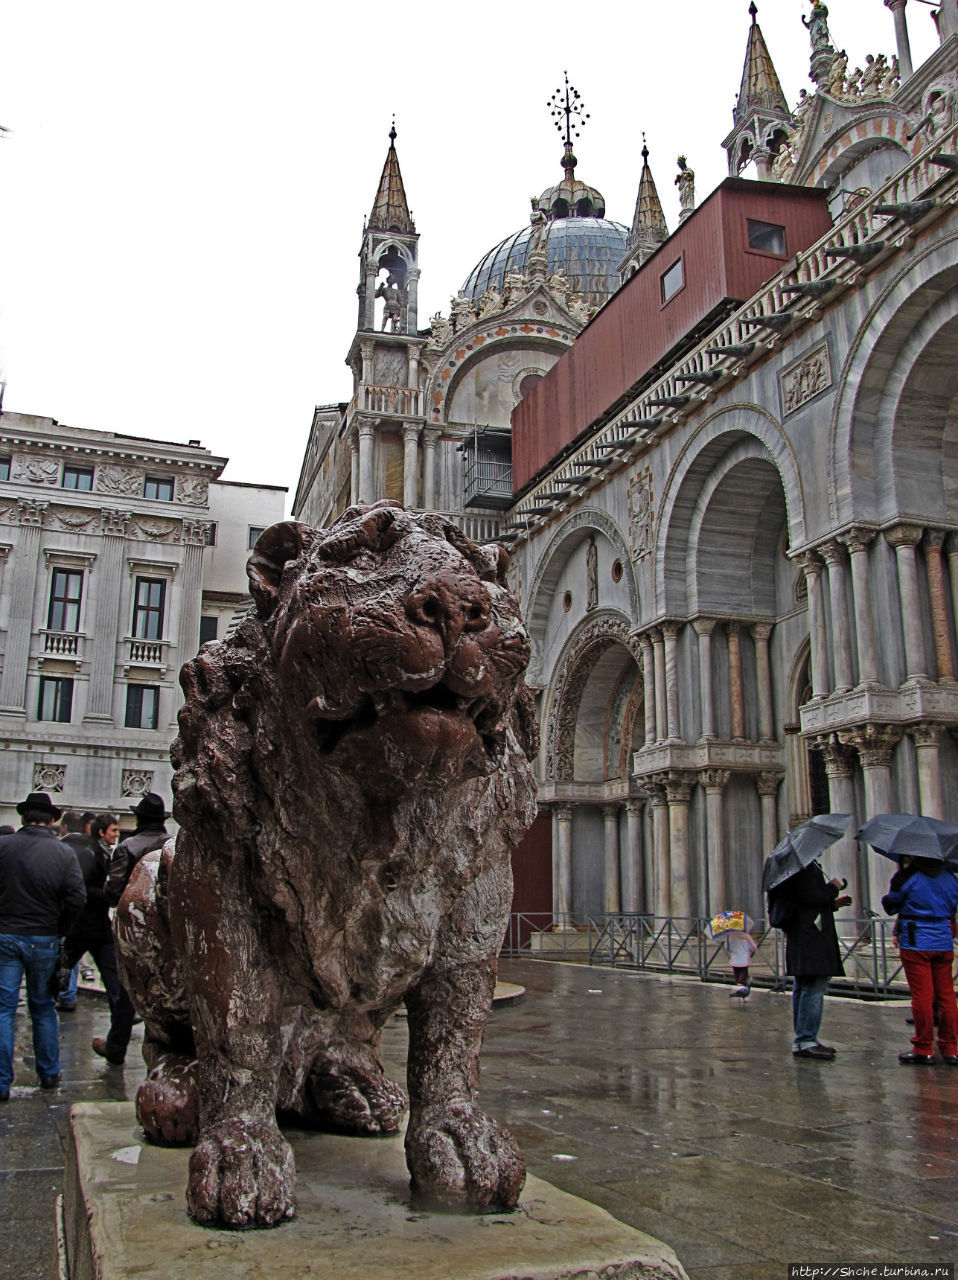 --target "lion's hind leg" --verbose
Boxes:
[136,1027,200,1146]
[296,1017,408,1135]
